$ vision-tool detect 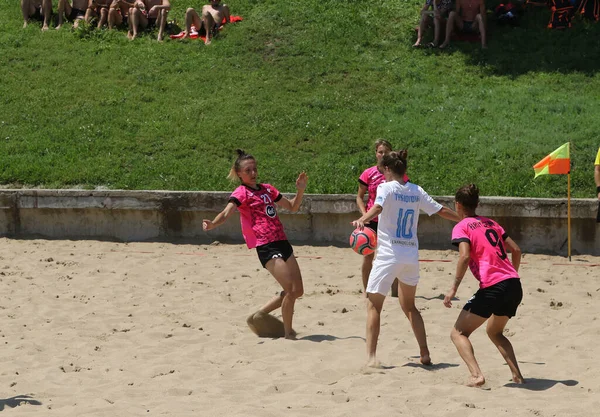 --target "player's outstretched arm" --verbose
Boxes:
[504,237,521,272]
[444,241,470,308]
[352,204,382,230]
[436,206,461,223]
[203,202,236,231]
